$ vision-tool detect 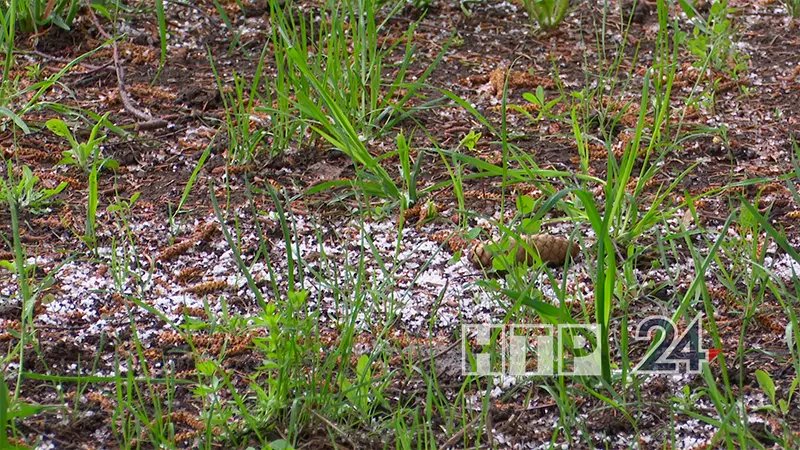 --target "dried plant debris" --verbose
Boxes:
[183,280,229,295]
[158,222,219,261]
[468,67,557,97]
[176,267,205,284]
[158,237,196,261]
